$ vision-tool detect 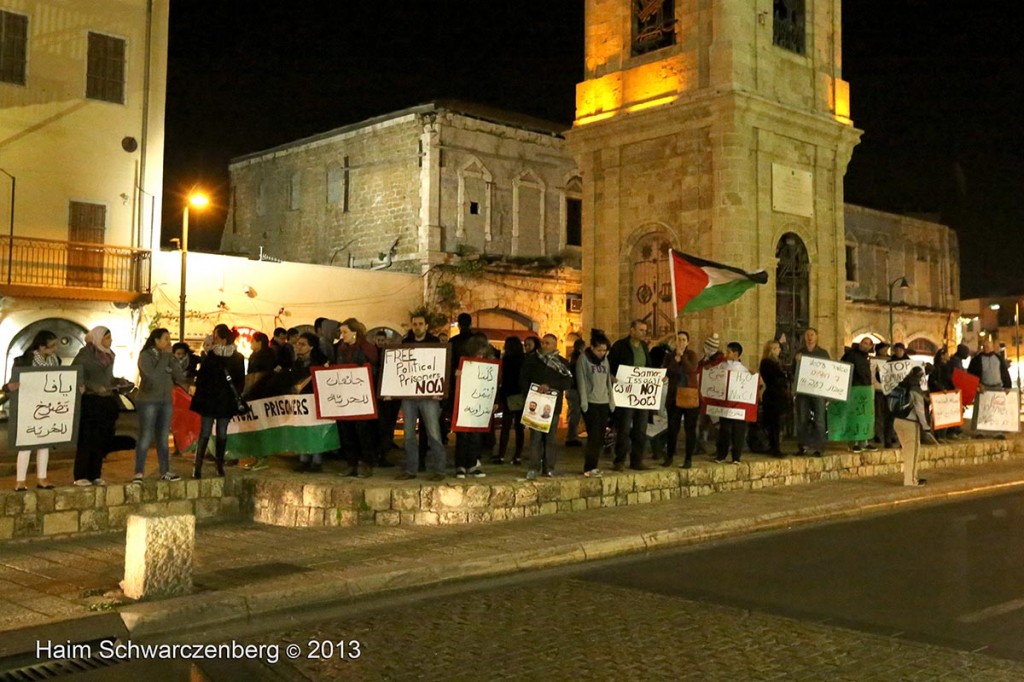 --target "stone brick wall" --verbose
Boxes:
[0,479,242,542]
